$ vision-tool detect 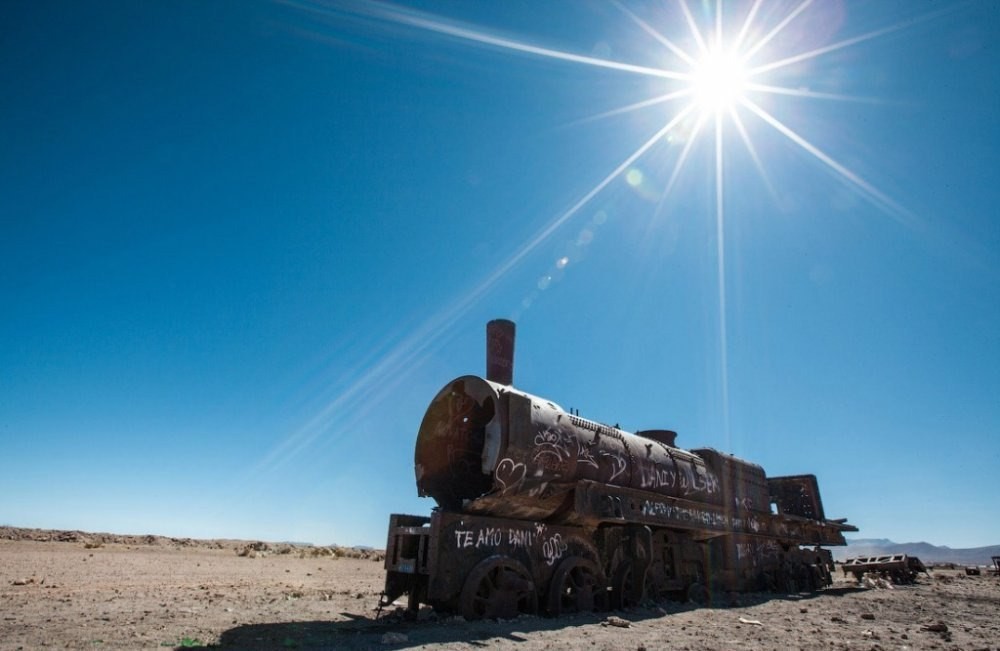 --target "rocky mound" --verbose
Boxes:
[0,526,384,561]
